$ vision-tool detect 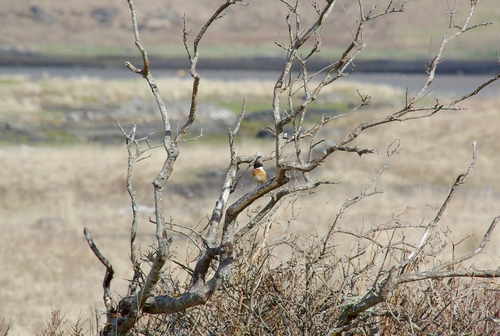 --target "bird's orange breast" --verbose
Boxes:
[252,167,267,183]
